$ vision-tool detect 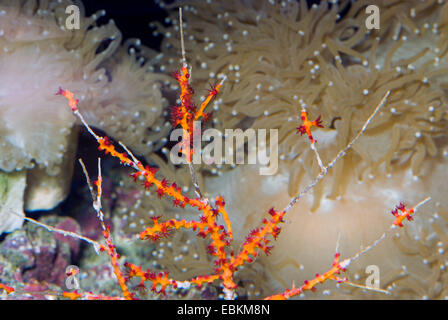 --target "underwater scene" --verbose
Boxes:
[0,0,447,301]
